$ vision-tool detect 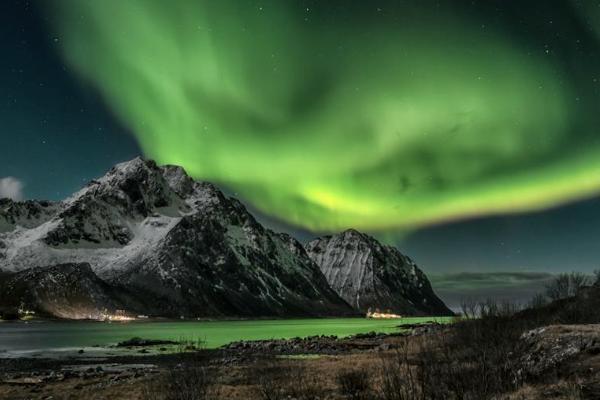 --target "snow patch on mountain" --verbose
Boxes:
[0,158,354,318]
